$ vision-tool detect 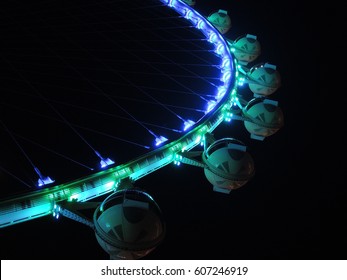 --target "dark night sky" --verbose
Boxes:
[0,0,344,261]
